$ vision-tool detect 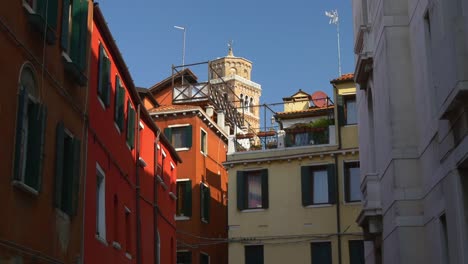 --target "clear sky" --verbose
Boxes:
[98,0,354,107]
